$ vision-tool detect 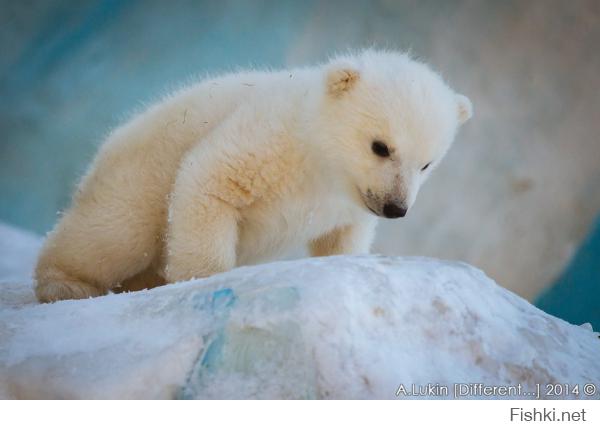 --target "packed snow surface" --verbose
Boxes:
[0,223,598,399]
